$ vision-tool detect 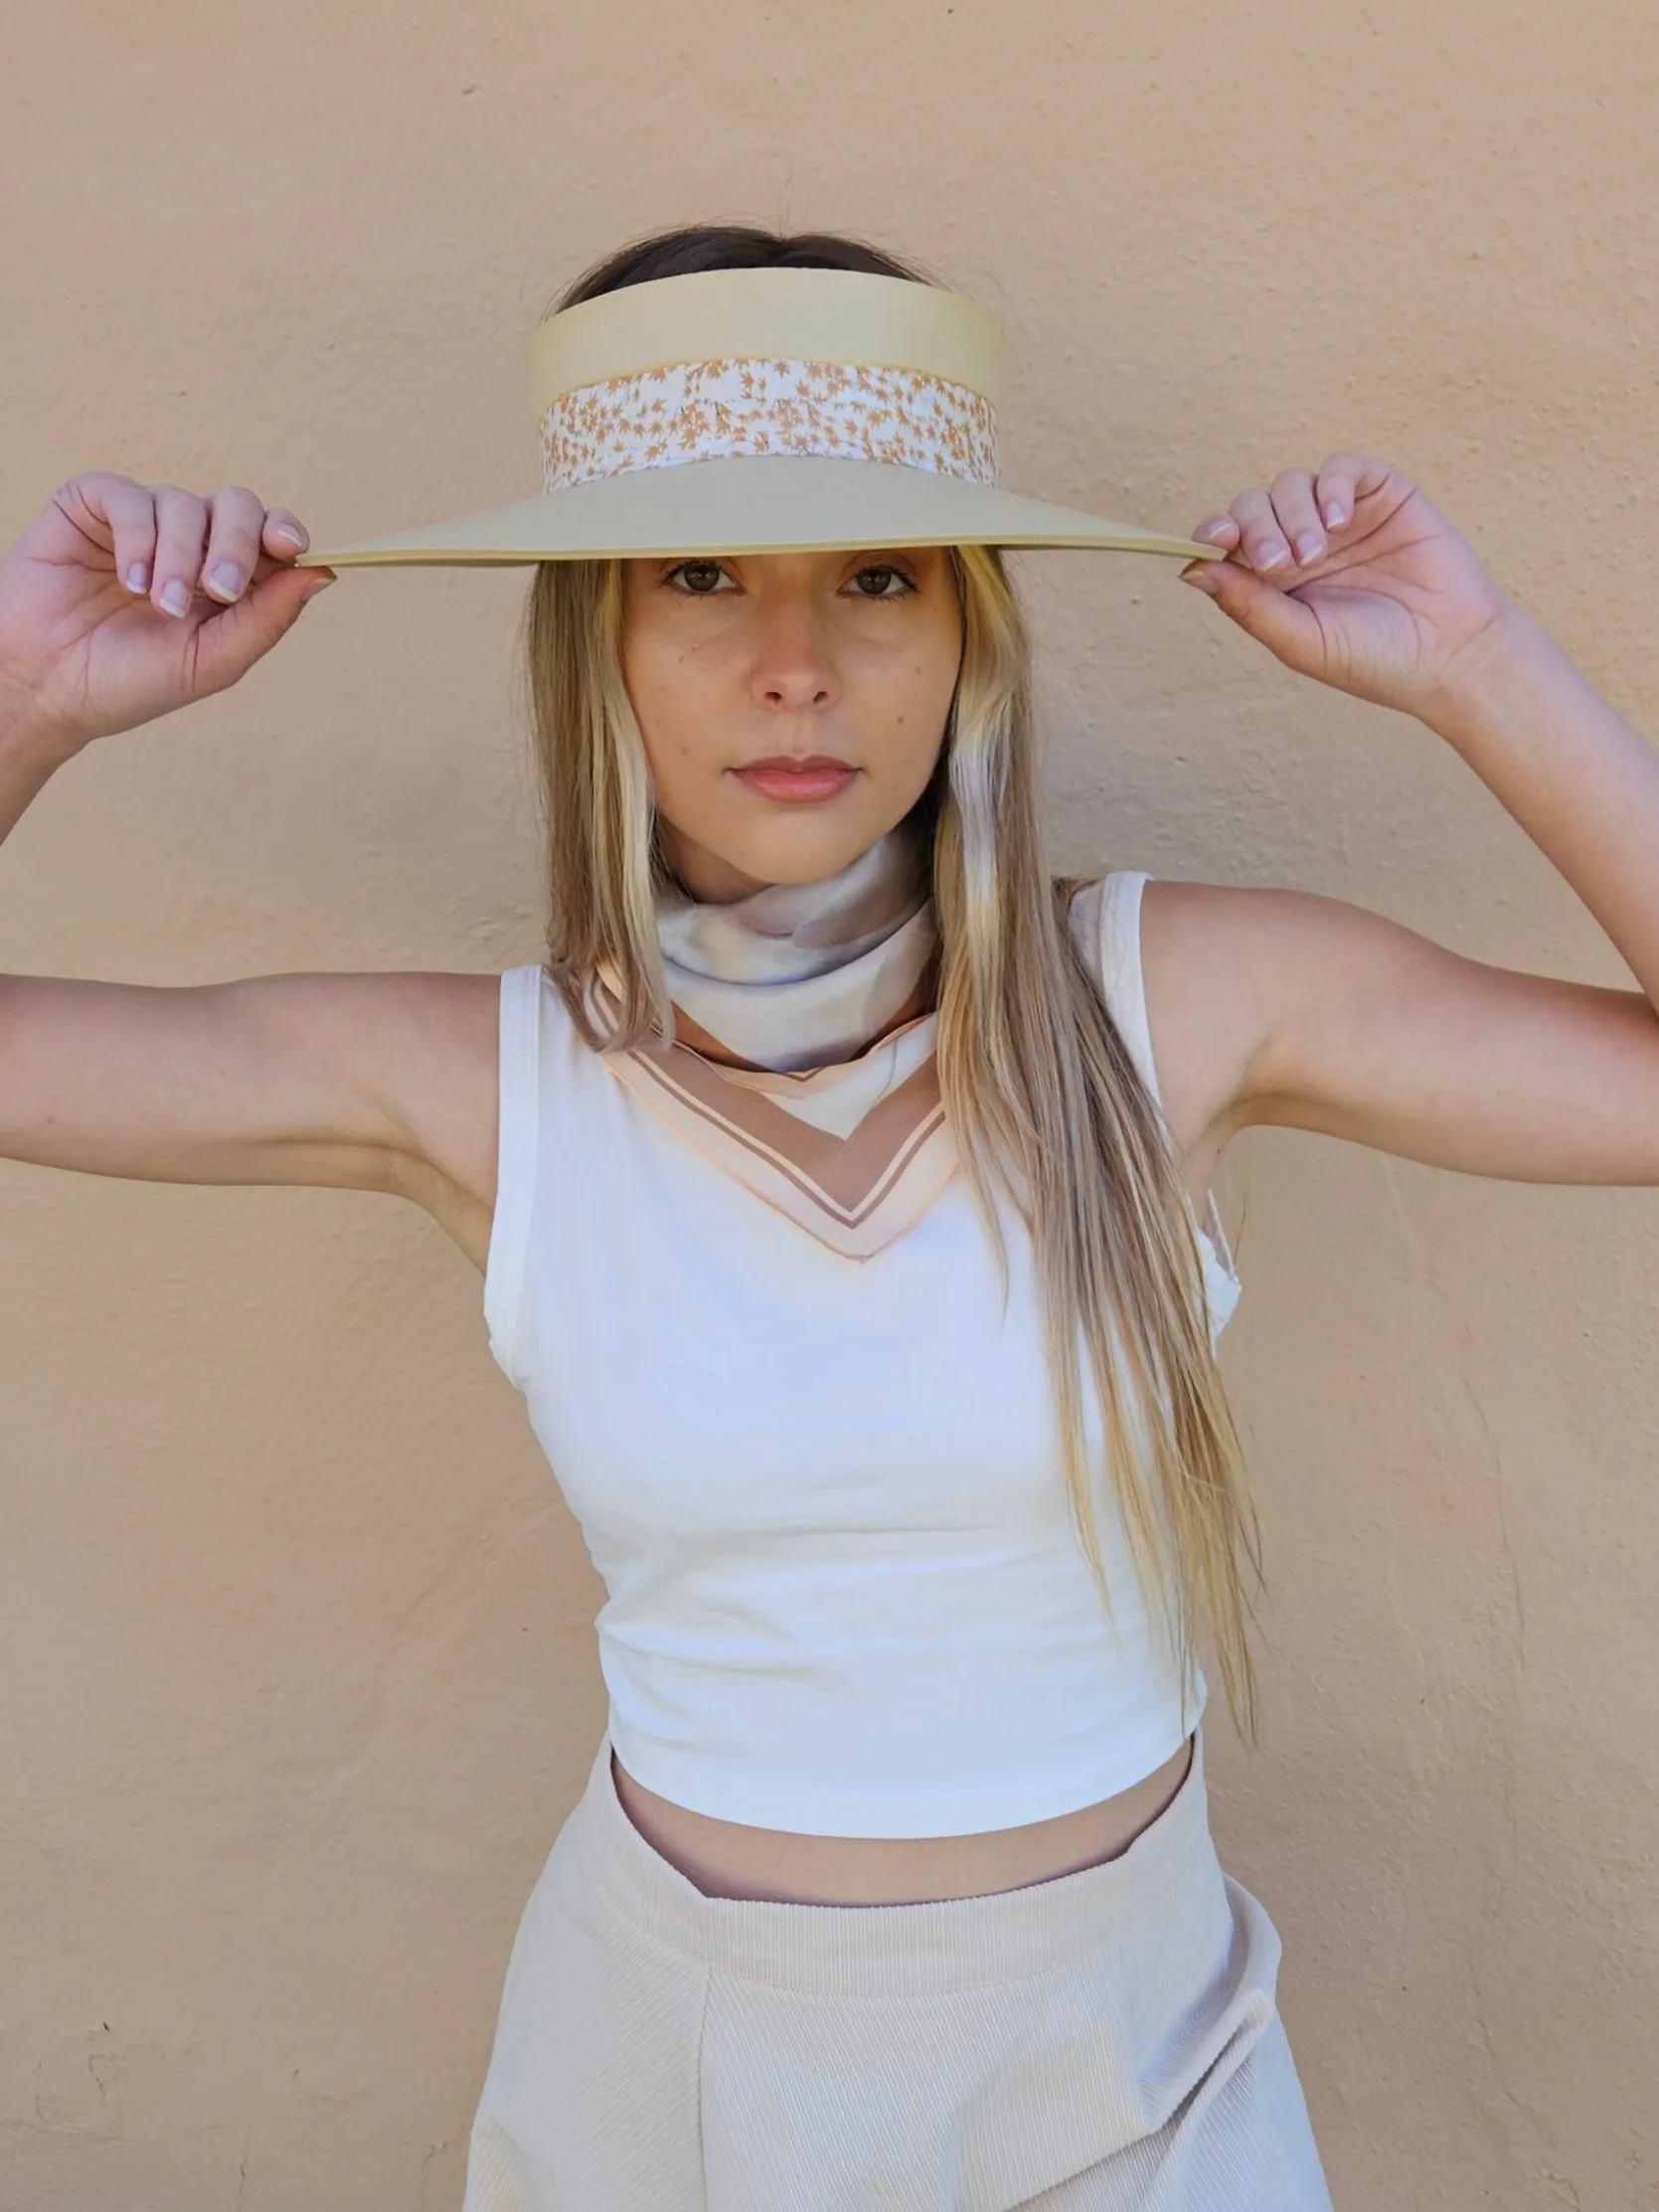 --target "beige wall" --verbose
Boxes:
[2,4,1656,2205]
